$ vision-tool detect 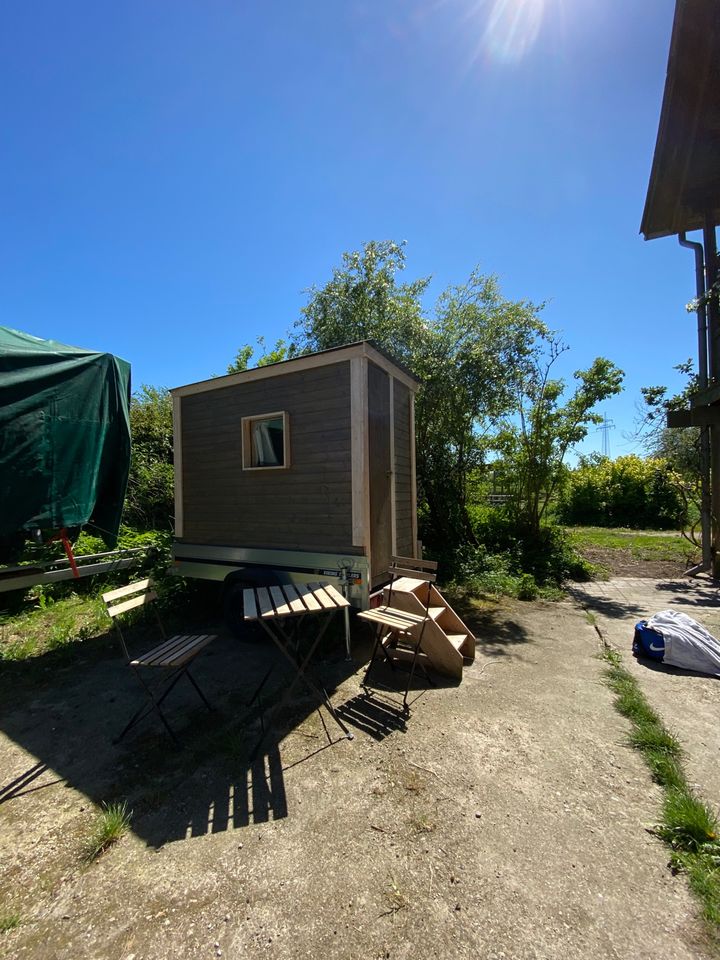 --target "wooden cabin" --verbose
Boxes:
[170,341,420,608]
